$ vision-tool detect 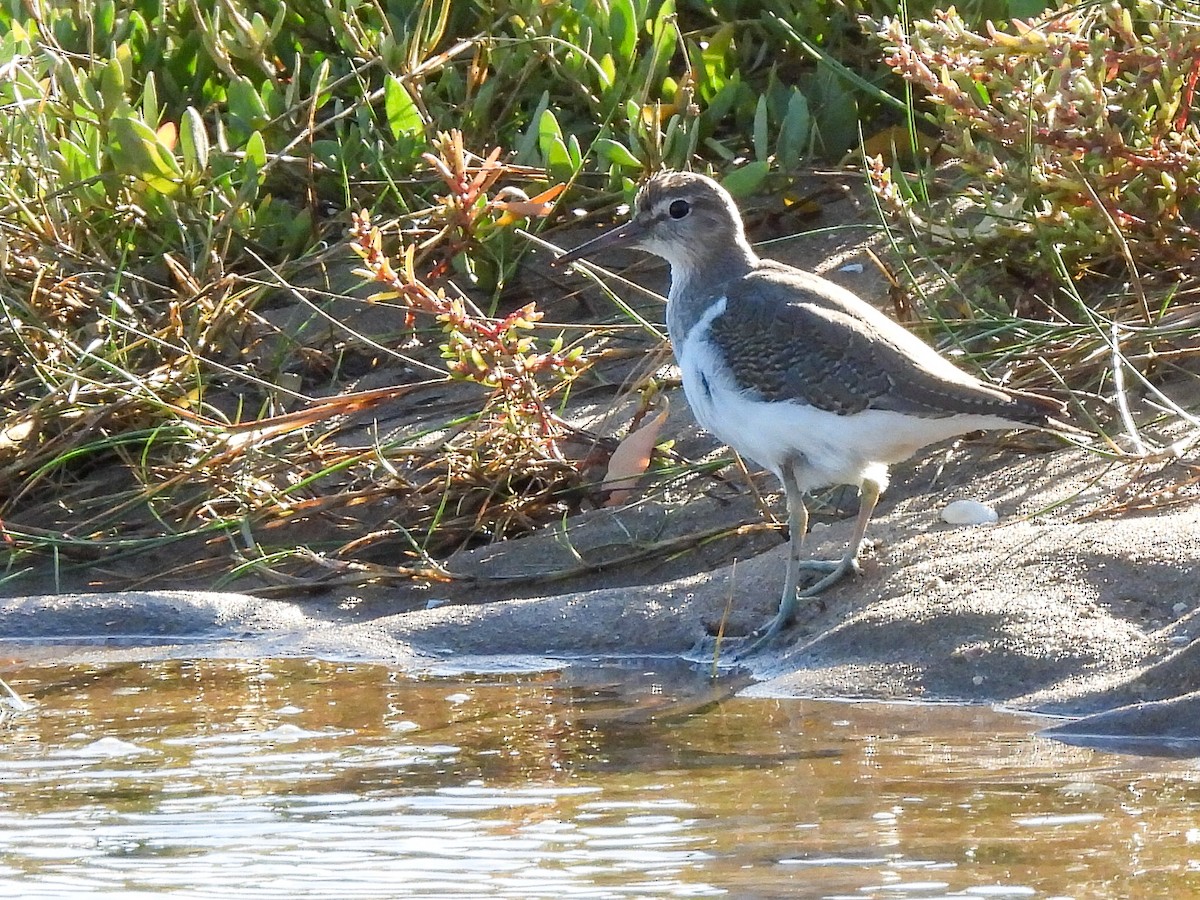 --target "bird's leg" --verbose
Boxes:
[794,476,882,598]
[740,476,882,656]
[739,464,808,654]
